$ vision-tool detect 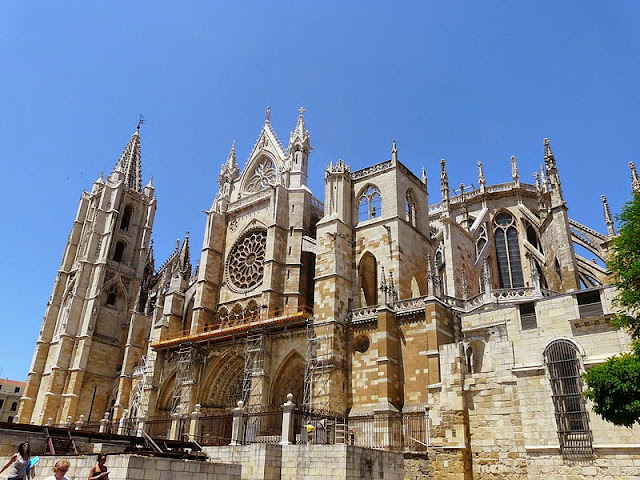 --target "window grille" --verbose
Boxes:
[544,340,593,457]
[519,302,537,330]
